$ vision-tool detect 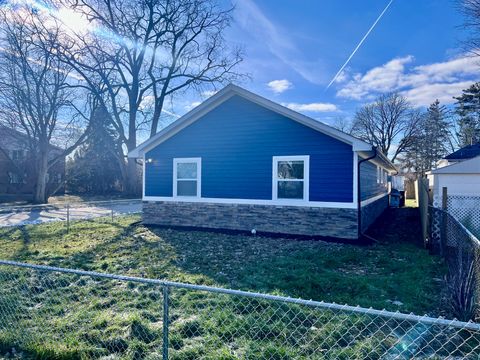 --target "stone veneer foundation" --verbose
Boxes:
[361,195,389,233]
[143,195,388,241]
